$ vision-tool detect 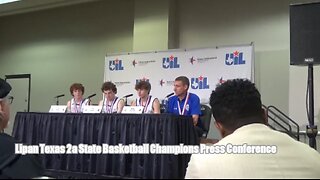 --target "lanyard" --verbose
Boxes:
[106,97,118,113]
[140,96,152,113]
[74,98,84,113]
[177,93,189,115]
